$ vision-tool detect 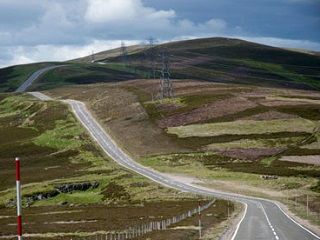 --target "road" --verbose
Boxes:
[25,69,320,240]
[15,65,64,93]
